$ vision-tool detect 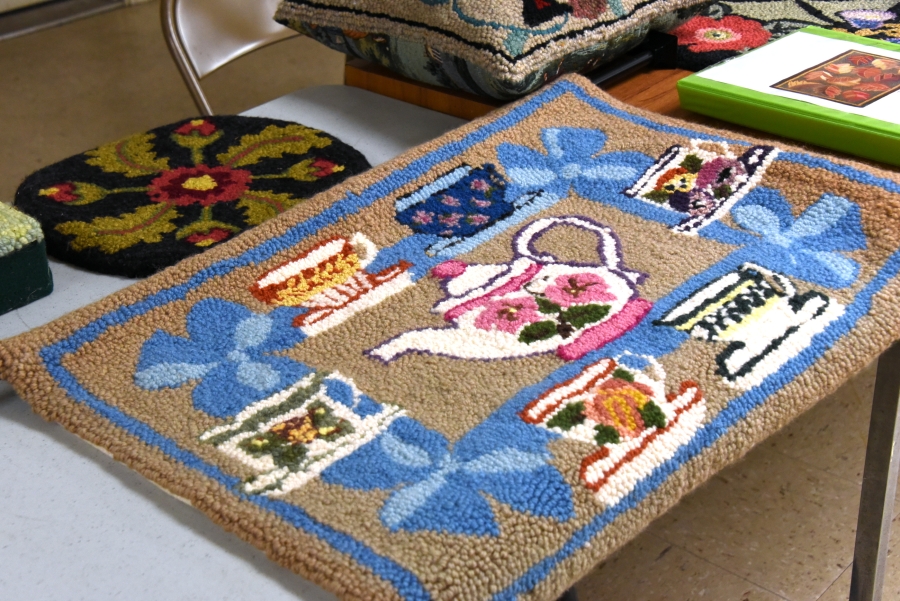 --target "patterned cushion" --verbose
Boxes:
[0,201,43,258]
[14,116,370,278]
[275,0,708,98]
[673,0,900,71]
